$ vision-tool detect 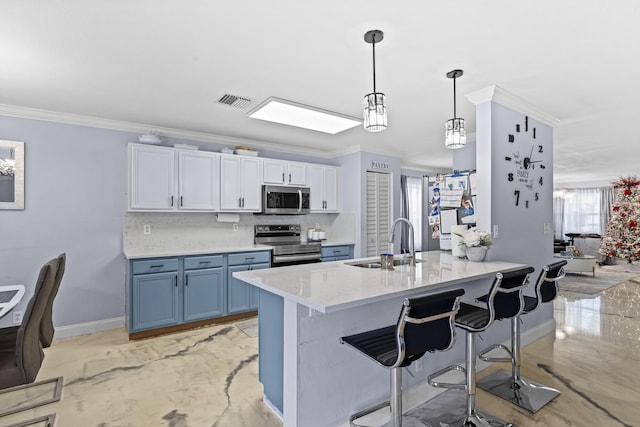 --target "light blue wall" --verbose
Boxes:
[0,114,358,331]
[0,115,131,328]
[467,100,556,347]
